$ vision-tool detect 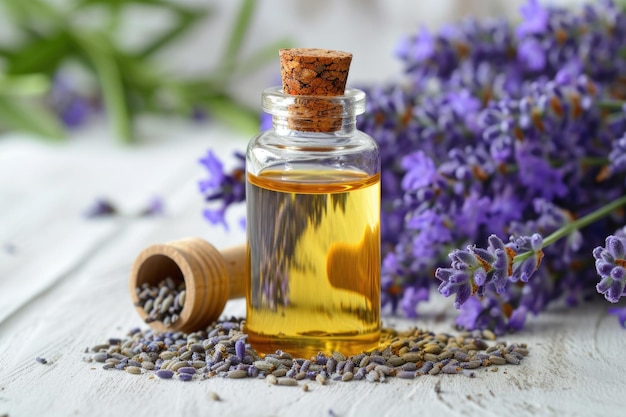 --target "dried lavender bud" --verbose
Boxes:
[235,339,246,361]
[86,320,528,385]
